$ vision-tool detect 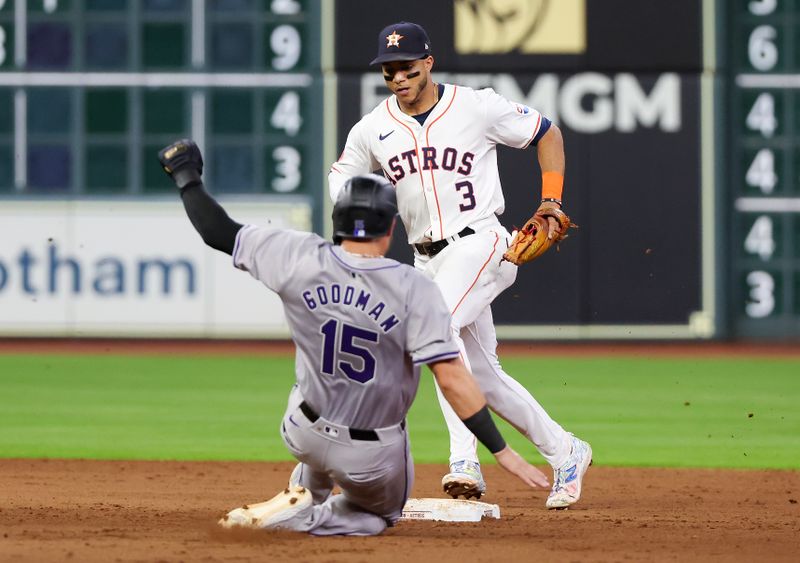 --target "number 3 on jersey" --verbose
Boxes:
[455,180,476,211]
[320,319,379,383]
